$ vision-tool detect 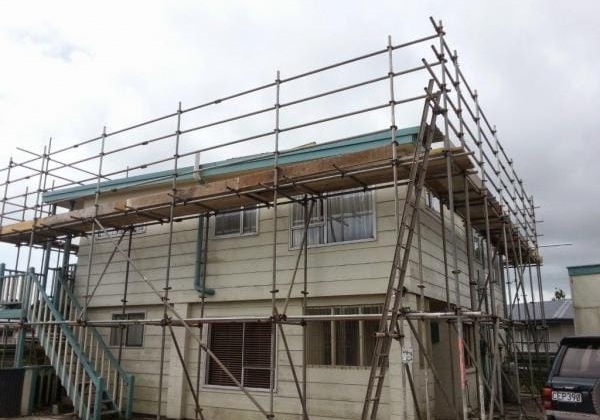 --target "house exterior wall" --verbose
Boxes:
[73,186,501,420]
[568,265,600,335]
